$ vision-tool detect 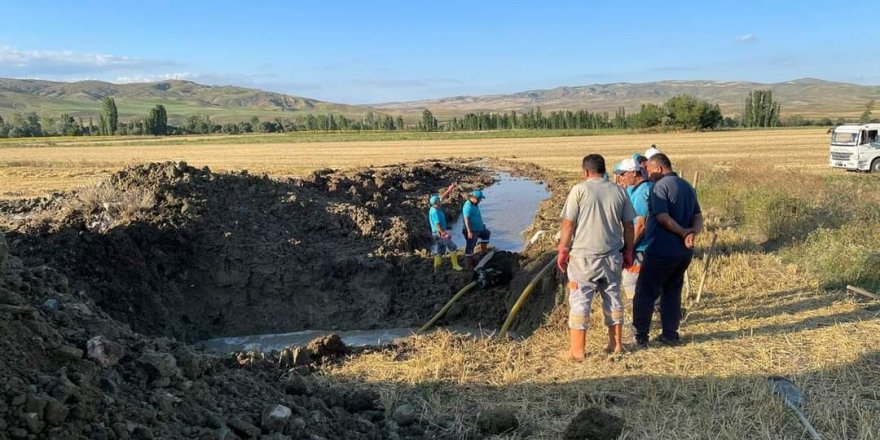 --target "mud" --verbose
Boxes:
[0,159,573,439]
